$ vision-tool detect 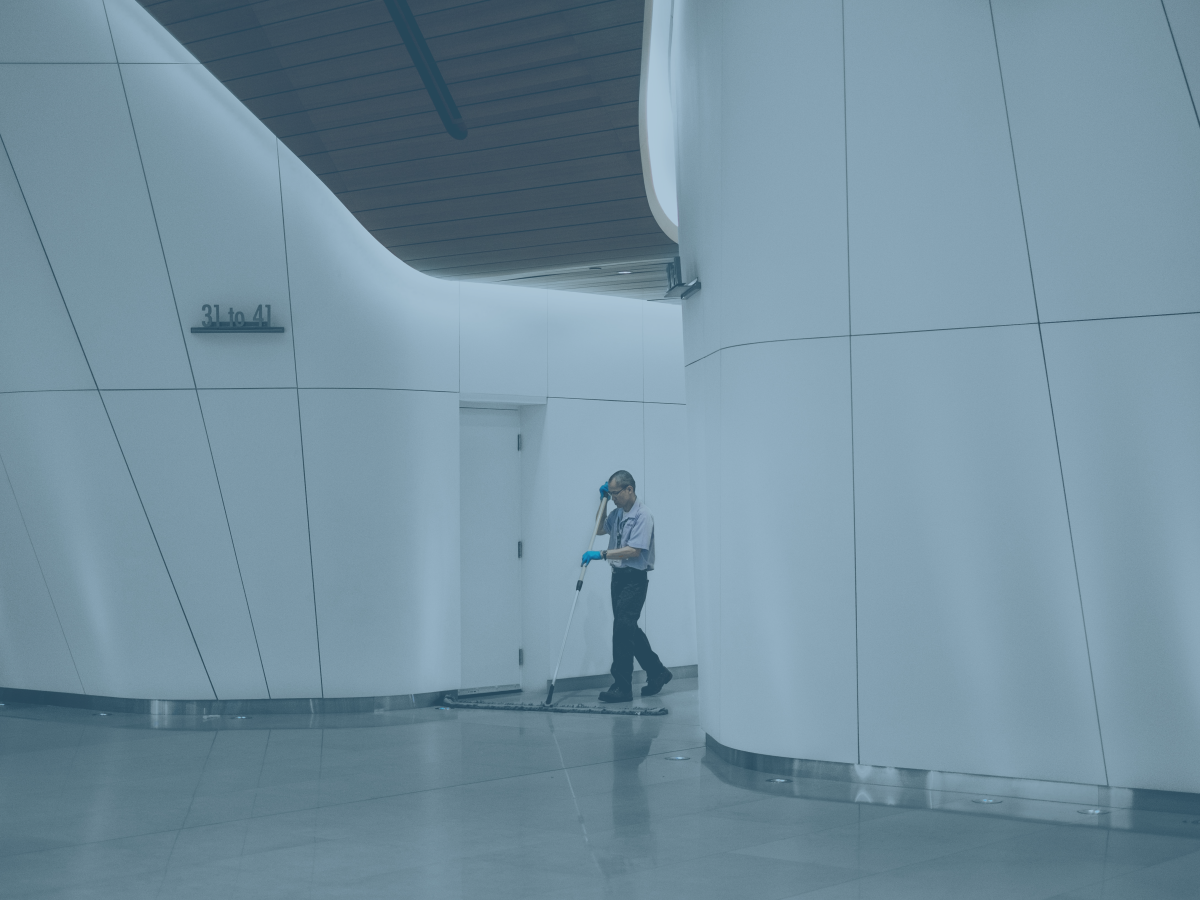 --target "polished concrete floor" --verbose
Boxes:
[2,678,1198,899]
